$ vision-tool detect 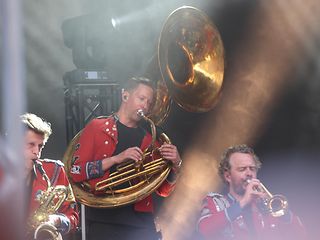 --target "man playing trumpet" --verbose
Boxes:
[22,113,79,239]
[198,144,306,240]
